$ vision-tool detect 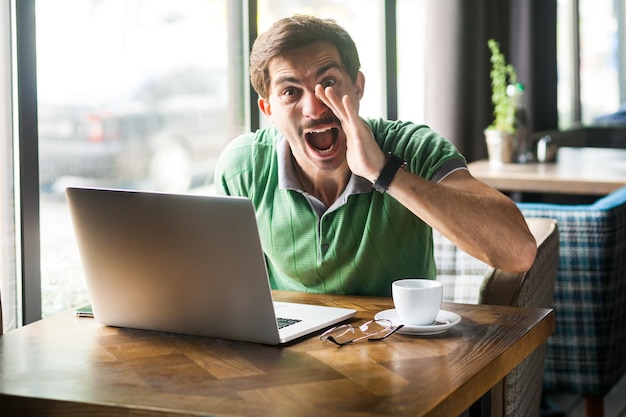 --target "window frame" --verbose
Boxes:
[16,0,41,325]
